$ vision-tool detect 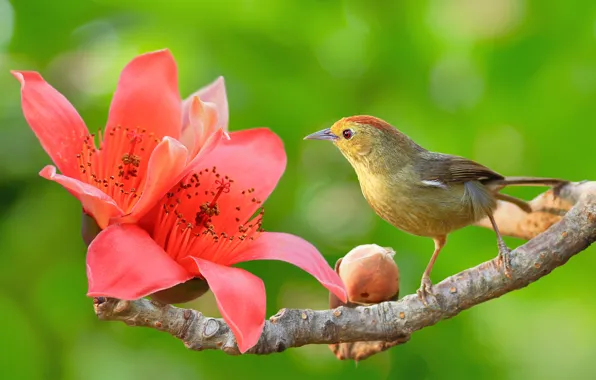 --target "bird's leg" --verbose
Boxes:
[417,236,446,304]
[487,213,512,276]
